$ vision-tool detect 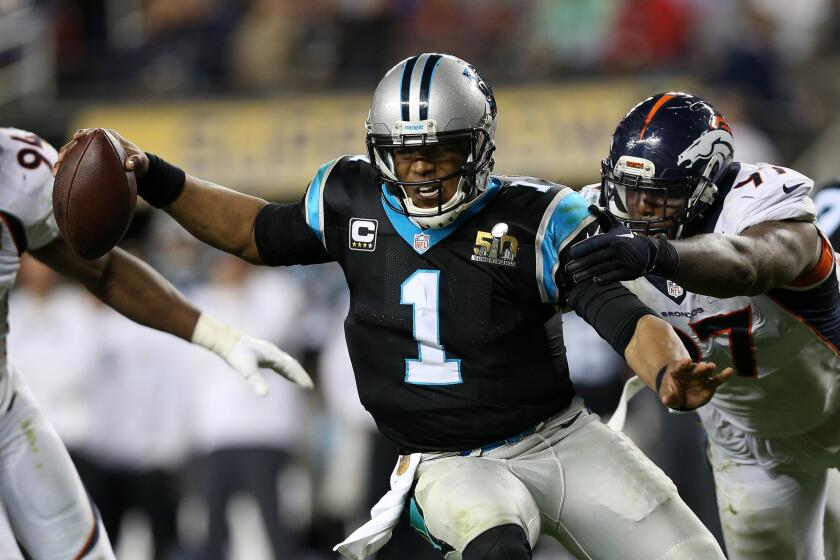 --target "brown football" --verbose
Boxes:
[53,129,137,259]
